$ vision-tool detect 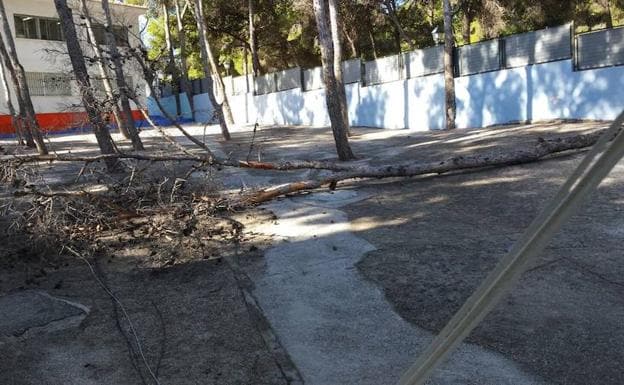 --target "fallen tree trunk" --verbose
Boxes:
[238,130,609,205]
[4,128,609,205]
